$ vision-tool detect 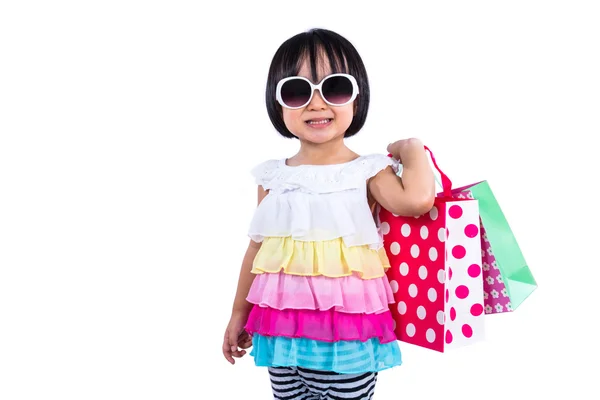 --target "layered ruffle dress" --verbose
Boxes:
[244,154,402,374]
